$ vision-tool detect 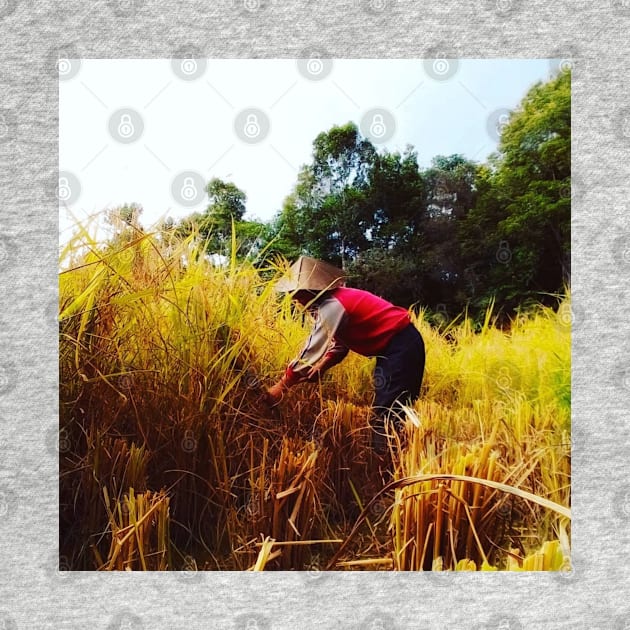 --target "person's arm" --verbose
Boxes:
[266,297,347,404]
[305,337,349,382]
